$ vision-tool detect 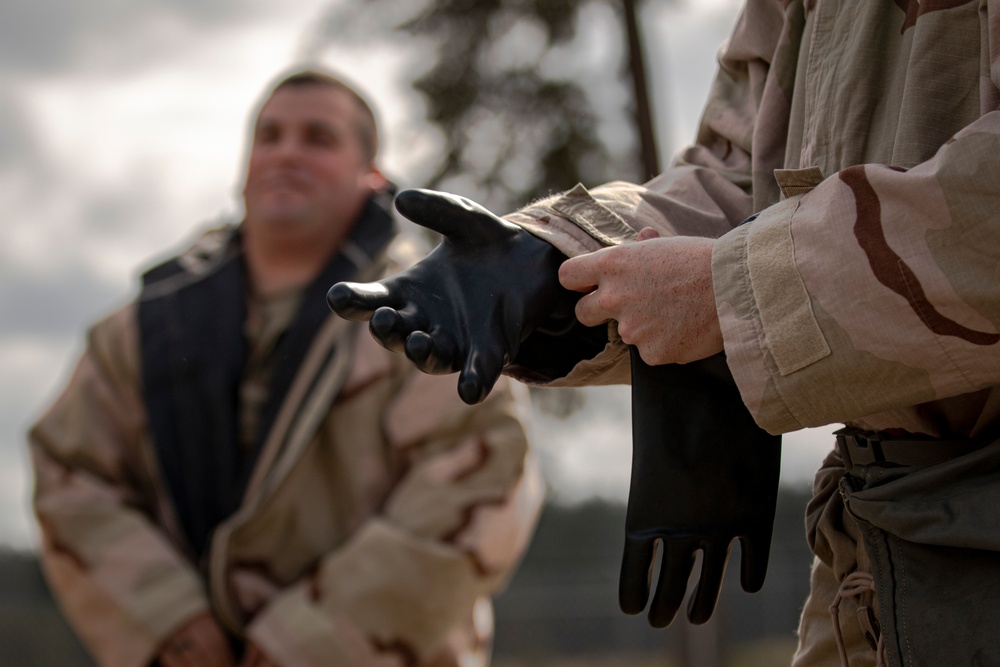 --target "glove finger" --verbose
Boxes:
[648,542,695,628]
[618,536,655,615]
[738,534,771,594]
[456,346,505,405]
[687,542,729,625]
[394,189,514,245]
[369,307,412,353]
[404,330,461,375]
[326,281,394,321]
